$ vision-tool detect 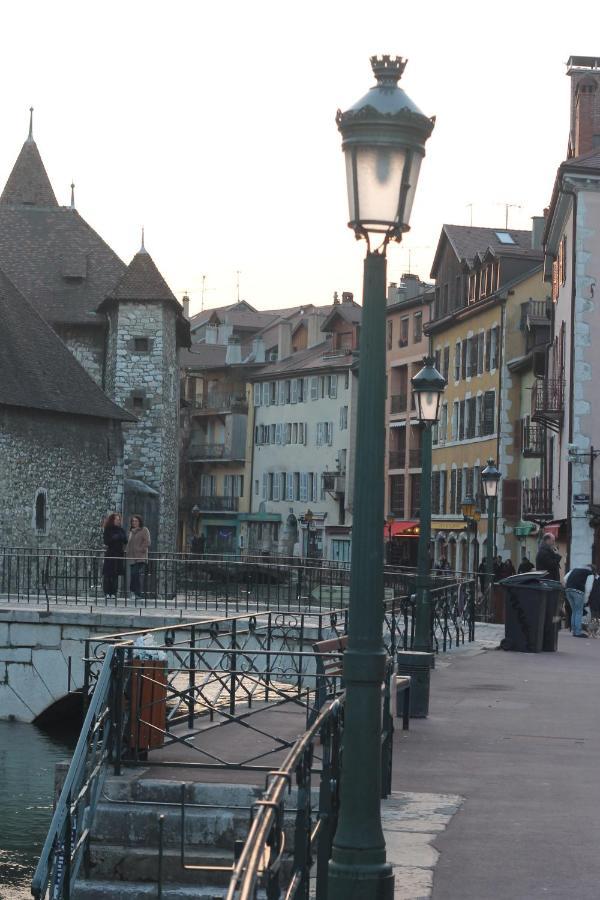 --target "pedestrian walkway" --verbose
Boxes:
[393,628,600,899]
